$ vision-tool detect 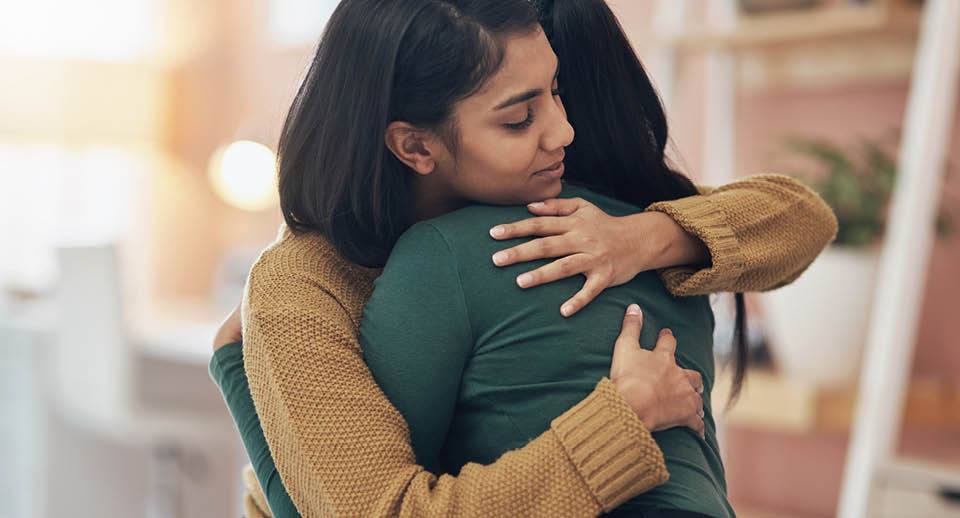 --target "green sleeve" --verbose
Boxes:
[359,222,473,473]
[209,341,300,518]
